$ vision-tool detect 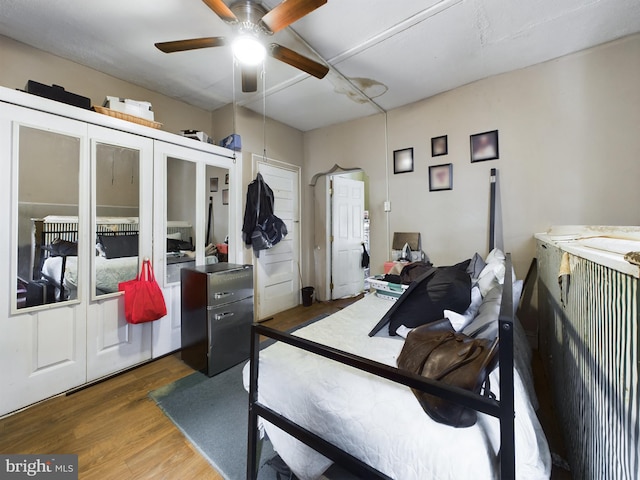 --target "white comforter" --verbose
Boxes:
[243,294,550,480]
[42,256,139,294]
